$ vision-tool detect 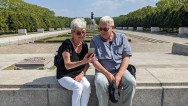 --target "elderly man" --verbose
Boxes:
[90,16,136,106]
